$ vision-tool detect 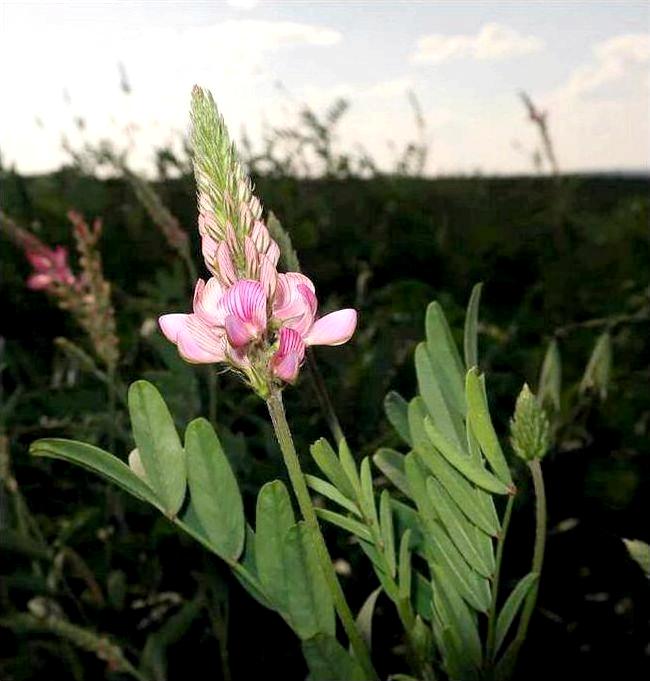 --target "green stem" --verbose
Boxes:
[486,494,515,663]
[511,459,547,663]
[266,391,377,681]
